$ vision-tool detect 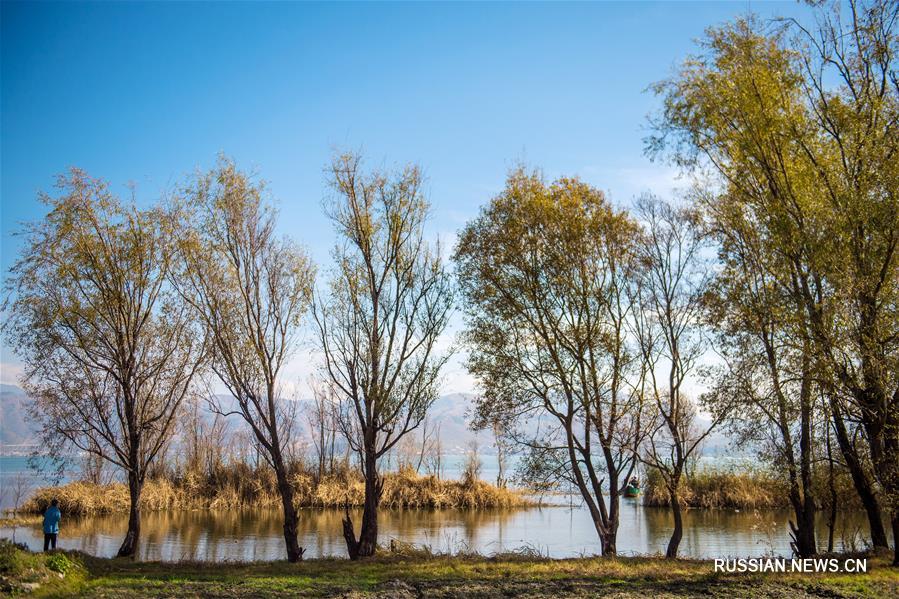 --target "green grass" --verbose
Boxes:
[0,539,87,596]
[1,539,897,598]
